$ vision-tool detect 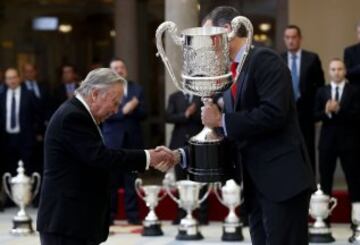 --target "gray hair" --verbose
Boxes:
[76,68,126,97]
